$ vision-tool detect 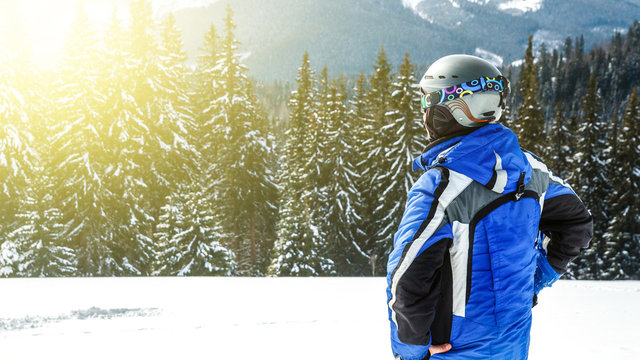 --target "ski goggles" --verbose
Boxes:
[420,75,510,111]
